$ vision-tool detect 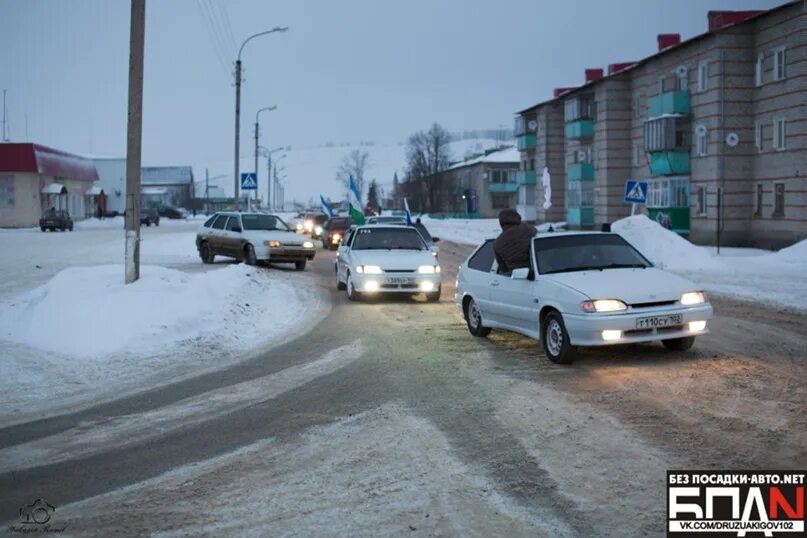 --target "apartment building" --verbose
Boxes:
[516,1,805,248]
